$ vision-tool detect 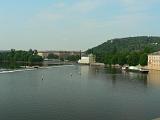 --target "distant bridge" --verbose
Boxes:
[43,60,76,66]
[38,50,82,58]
